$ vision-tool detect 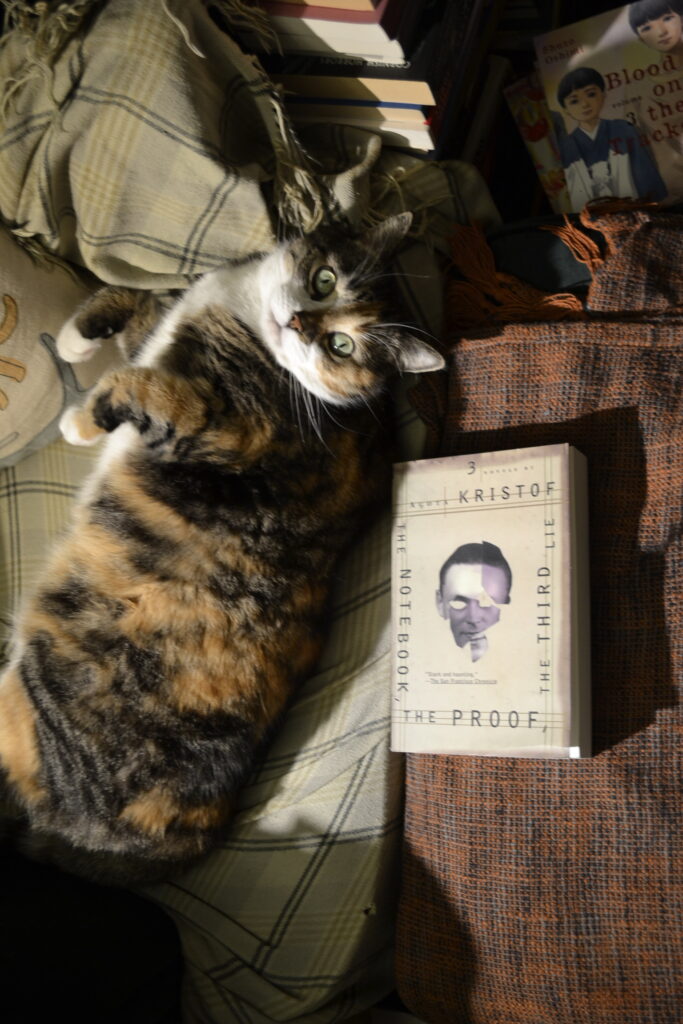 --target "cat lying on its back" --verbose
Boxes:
[0,213,443,882]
